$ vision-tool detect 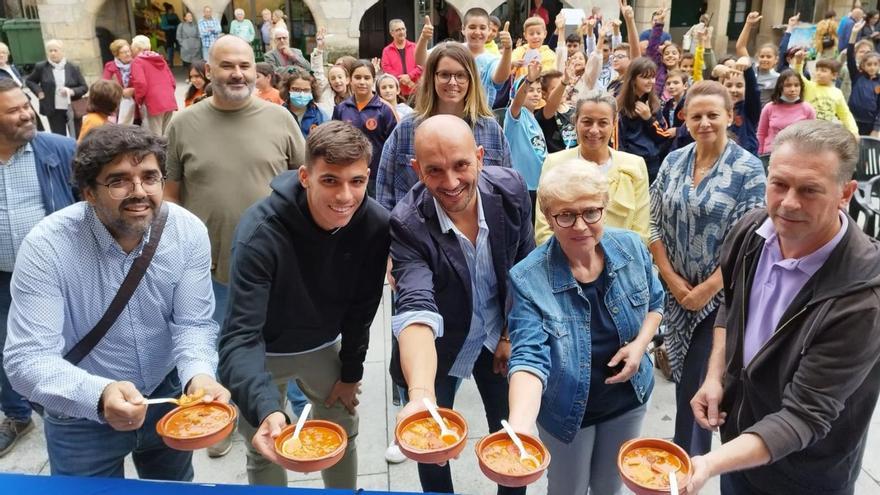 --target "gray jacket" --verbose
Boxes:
[176,22,201,63]
[263,48,311,74]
